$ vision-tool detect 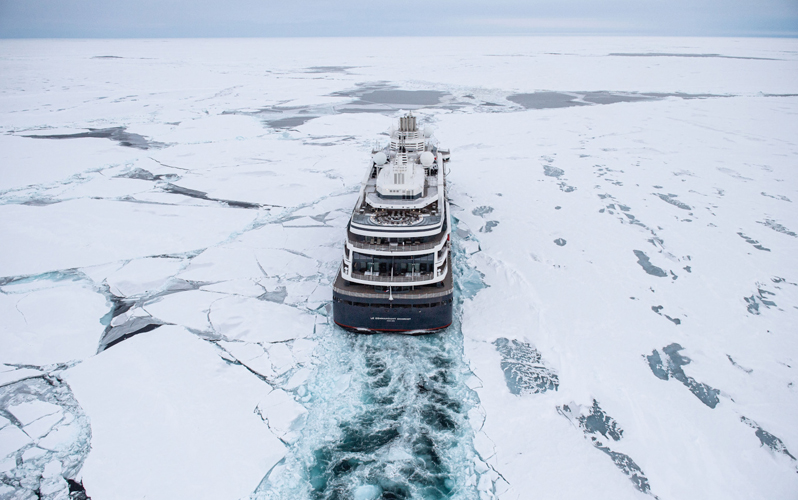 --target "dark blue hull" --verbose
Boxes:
[332,290,453,333]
